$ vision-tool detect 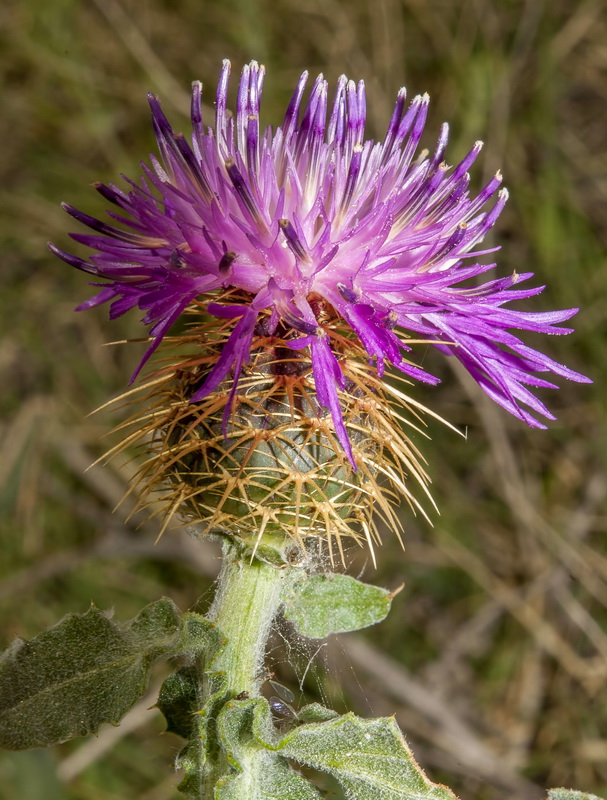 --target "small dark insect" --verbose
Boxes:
[269,696,298,721]
[235,691,249,701]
